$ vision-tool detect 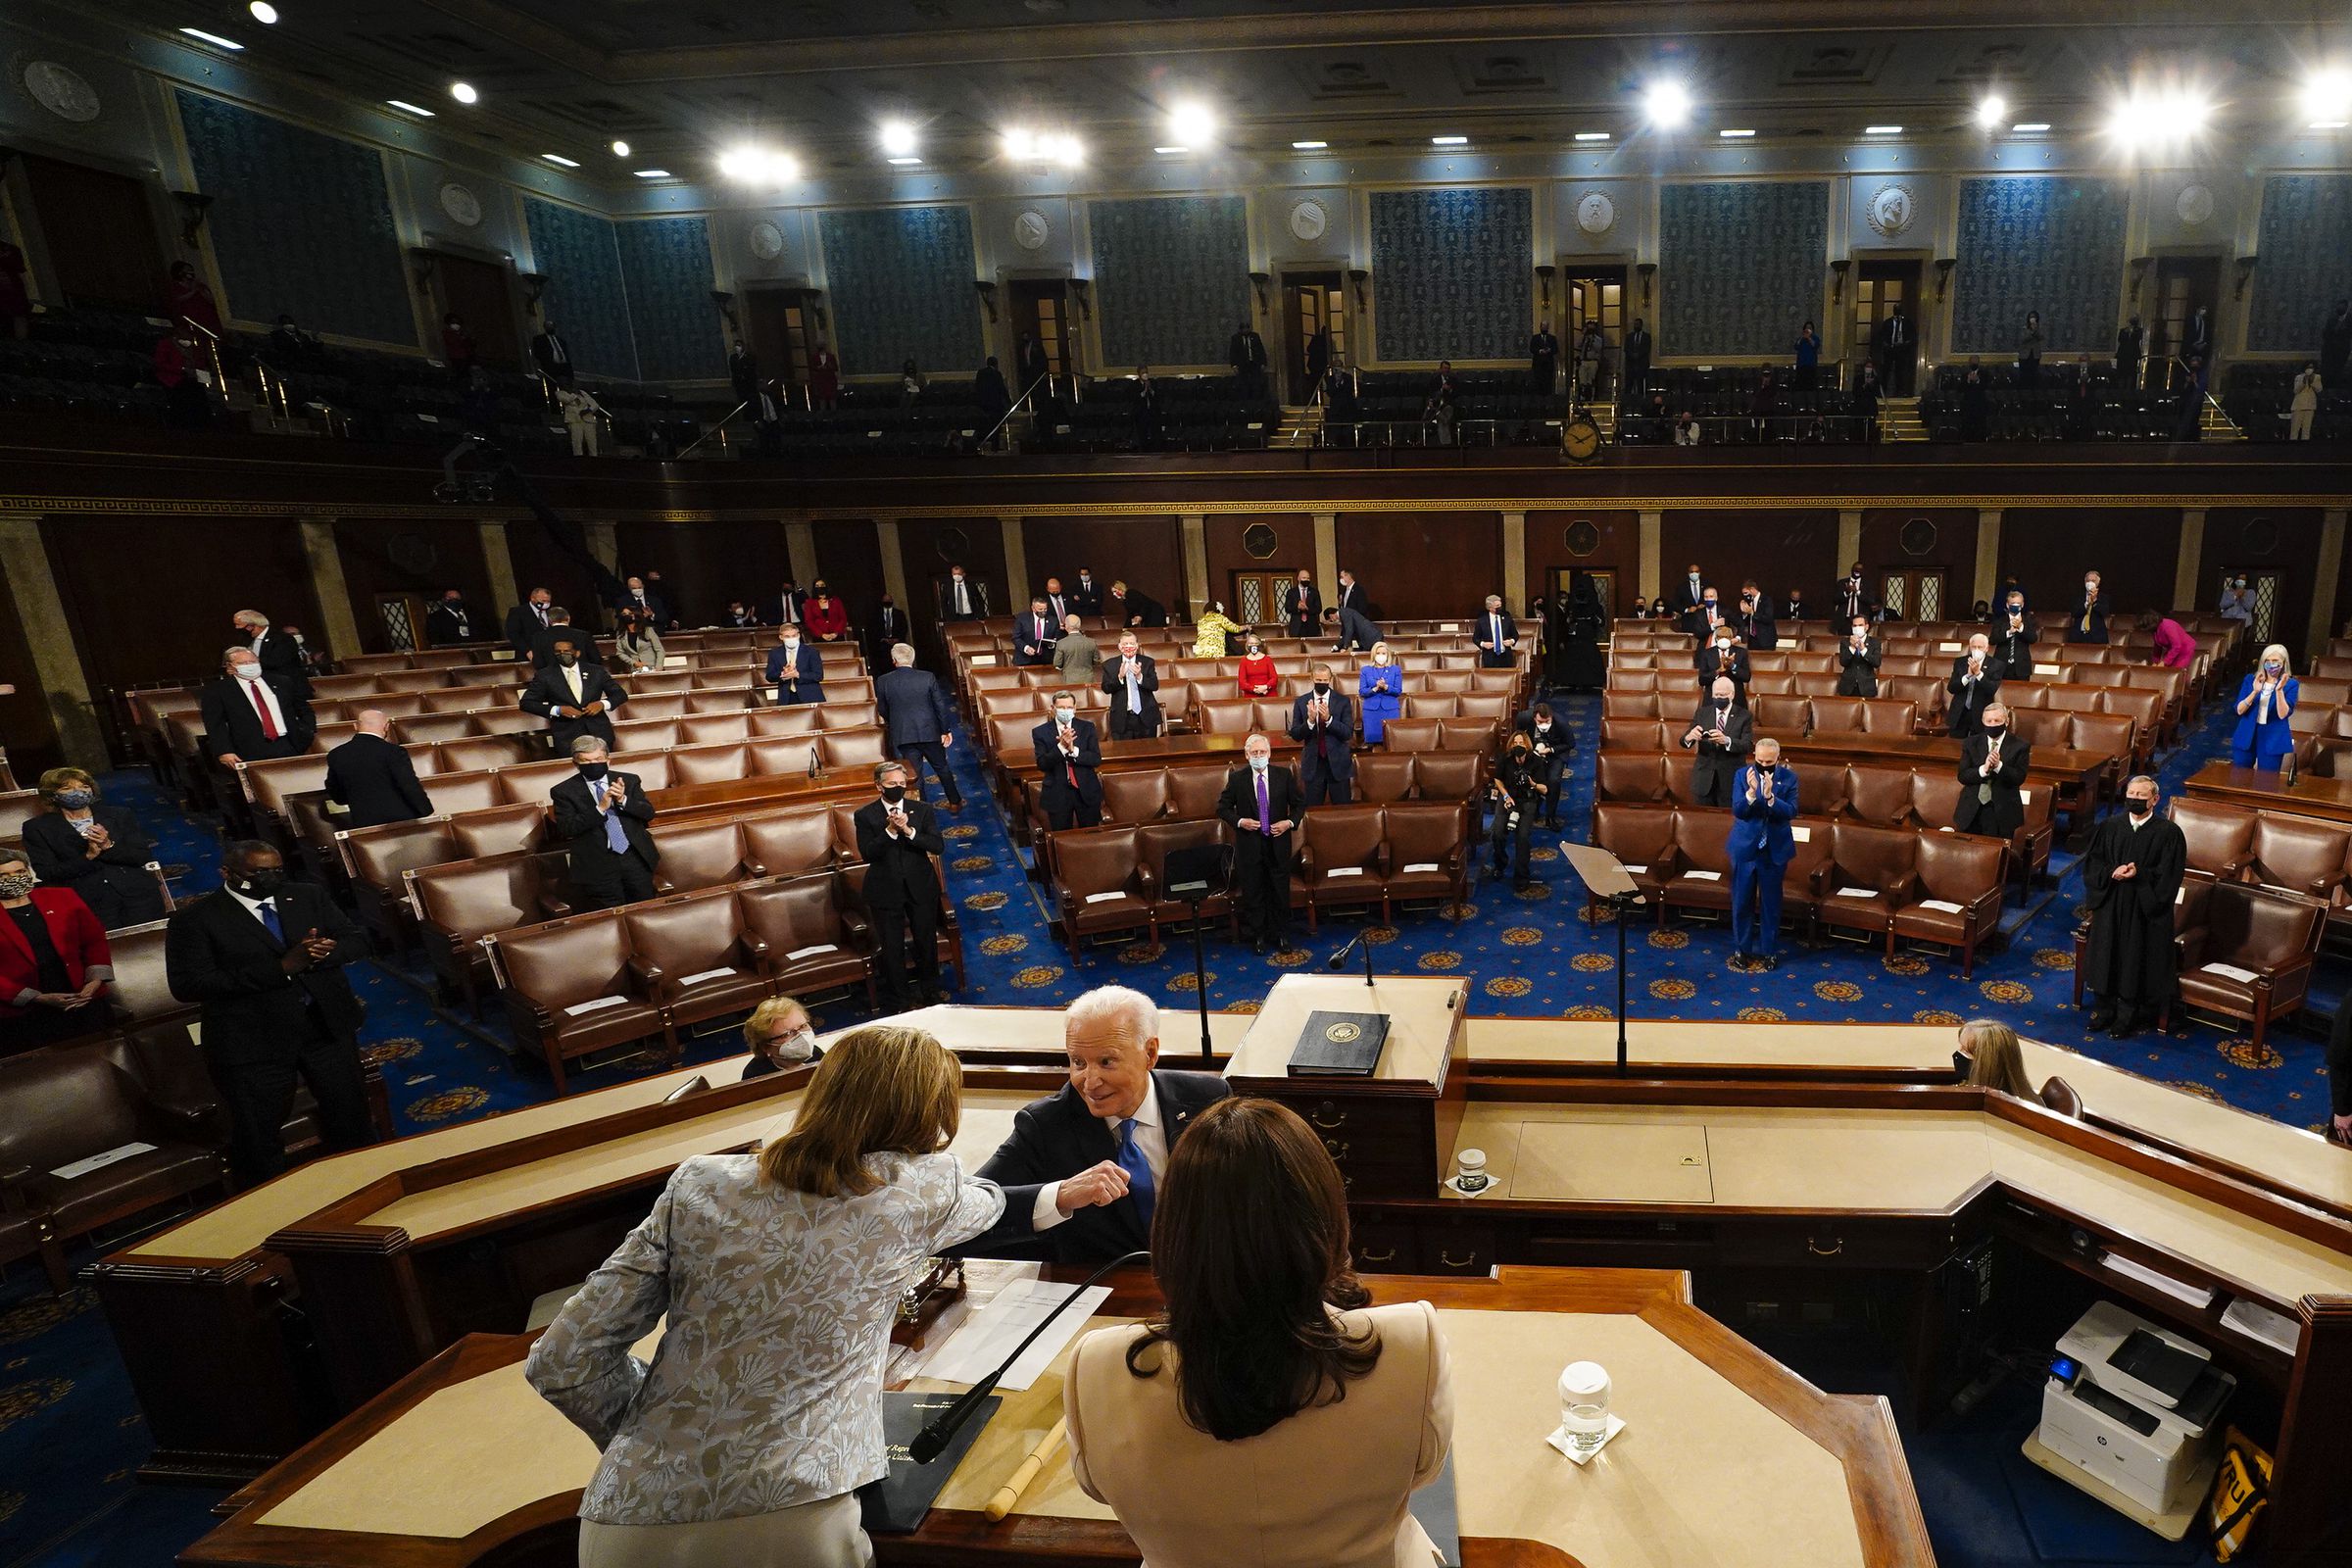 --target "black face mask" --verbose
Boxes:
[235,868,287,899]
[558,653,579,666]
[1313,682,1330,696]
[2128,798,2153,818]
[1983,724,2005,738]
[577,761,609,781]
[882,785,906,805]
